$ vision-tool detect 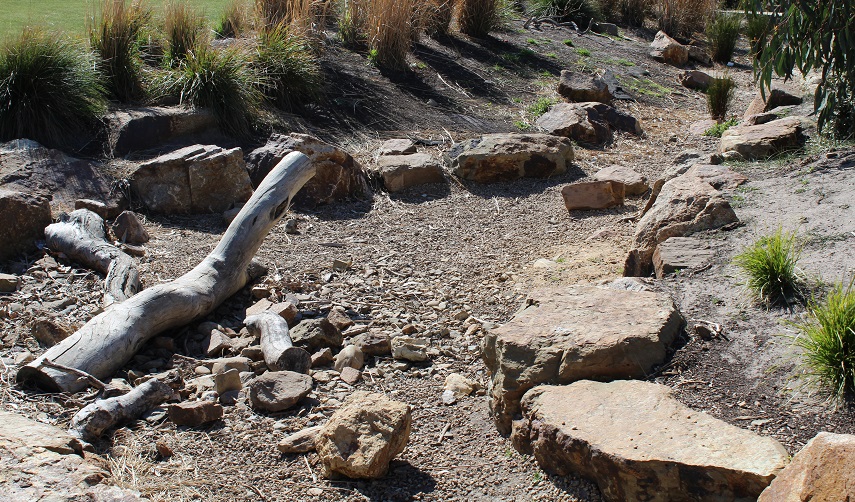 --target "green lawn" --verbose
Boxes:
[0,0,234,39]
